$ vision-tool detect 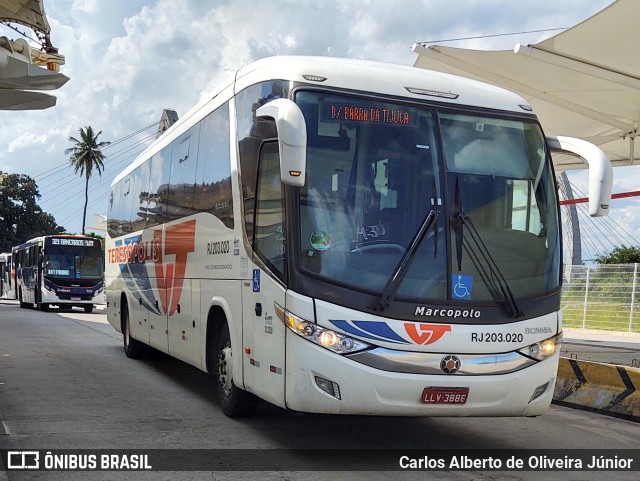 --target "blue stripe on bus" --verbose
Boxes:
[329,320,407,344]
